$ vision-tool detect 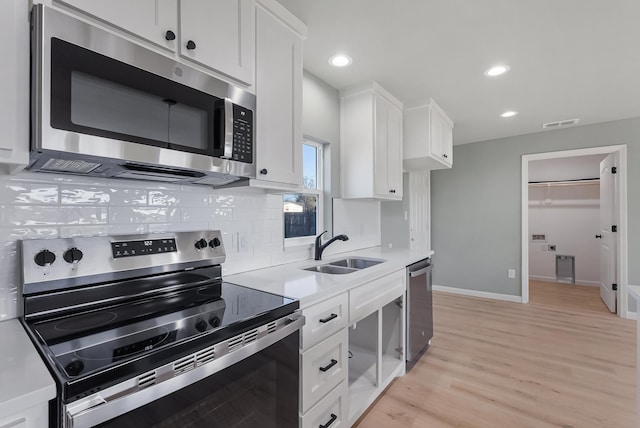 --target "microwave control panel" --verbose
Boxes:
[232,105,254,164]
